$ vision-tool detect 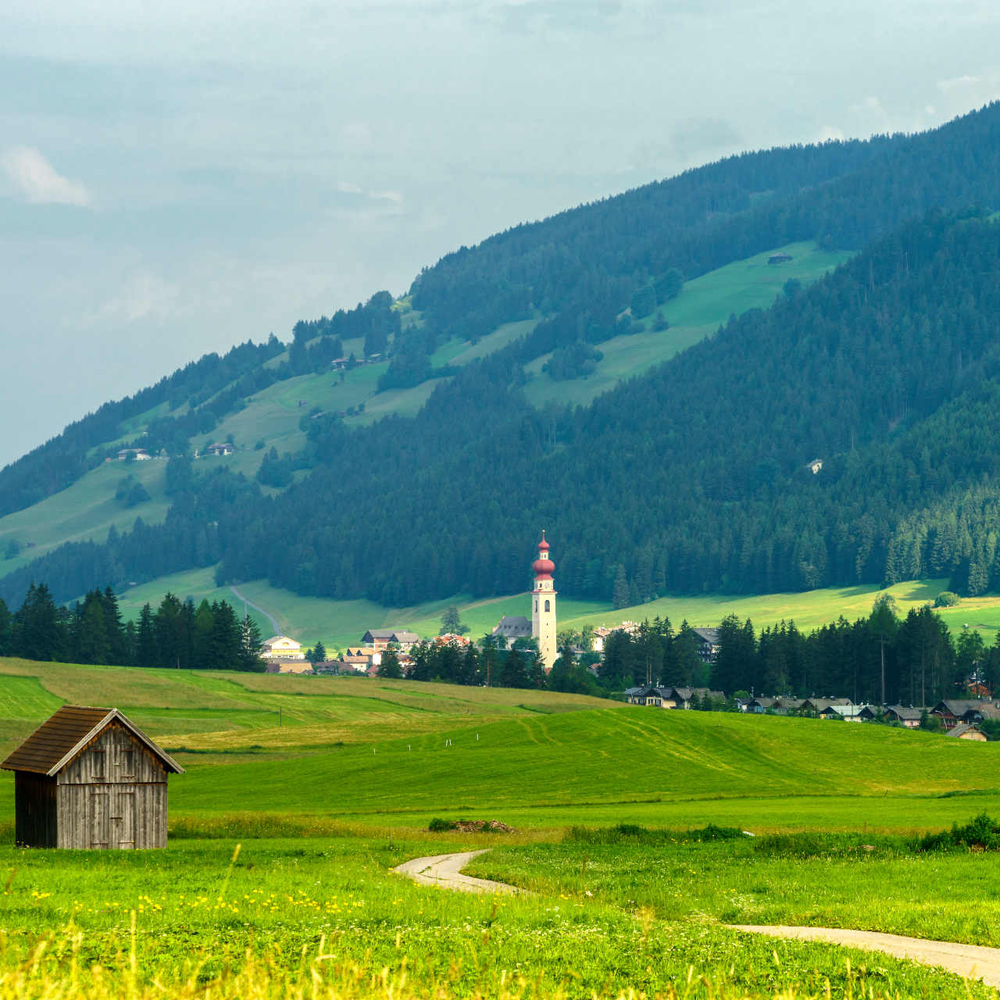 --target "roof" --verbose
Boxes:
[691,628,720,644]
[262,634,301,649]
[492,615,532,635]
[886,705,923,720]
[363,629,420,643]
[949,723,985,739]
[933,699,990,716]
[1,706,183,776]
